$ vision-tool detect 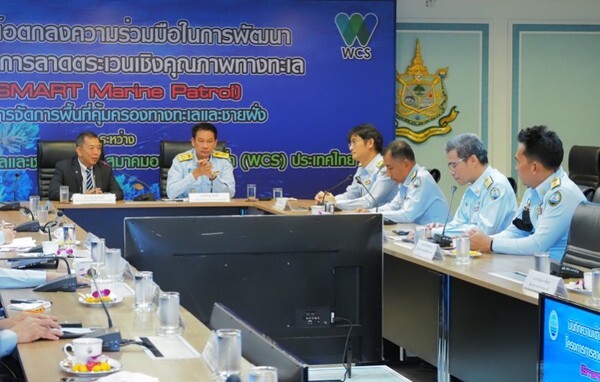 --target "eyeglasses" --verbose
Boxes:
[447,158,465,170]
